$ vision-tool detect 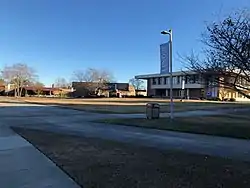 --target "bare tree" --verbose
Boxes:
[72,68,114,82]
[53,77,71,97]
[185,9,250,98]
[71,70,86,82]
[32,81,45,95]
[0,78,4,85]
[72,68,114,95]
[1,63,37,97]
[129,78,145,95]
[54,77,69,88]
[0,78,5,94]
